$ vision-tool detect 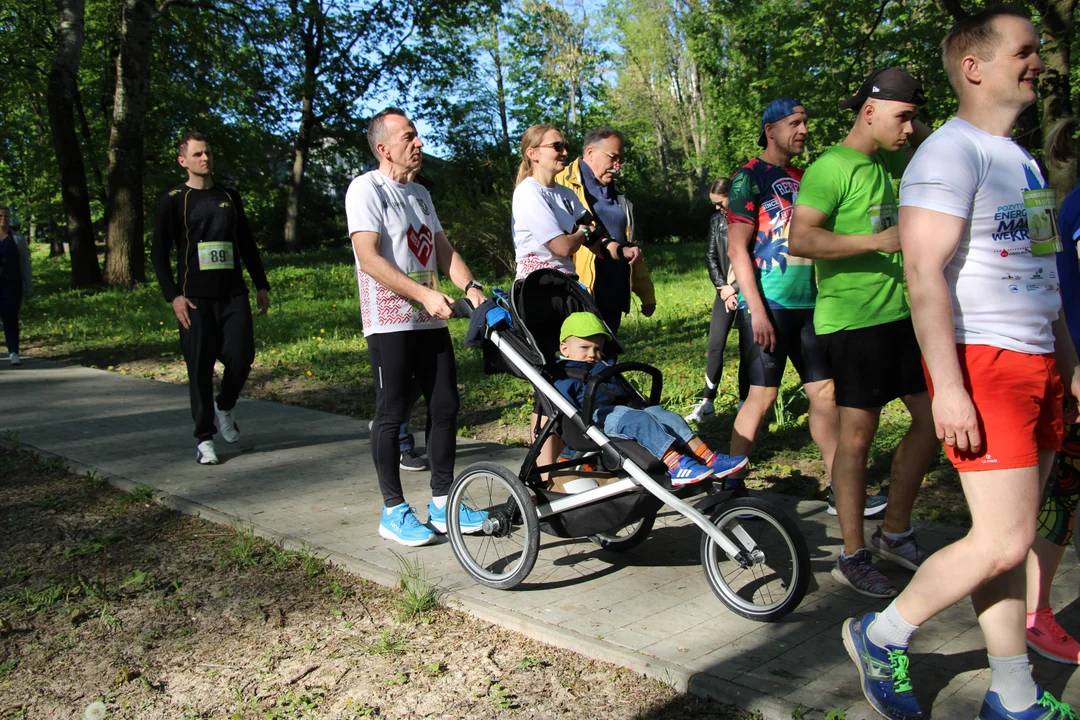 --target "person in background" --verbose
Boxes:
[512,124,624,471]
[1026,116,1080,665]
[789,67,937,598]
[151,132,270,465]
[724,98,839,493]
[554,127,655,336]
[0,205,31,367]
[687,178,747,423]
